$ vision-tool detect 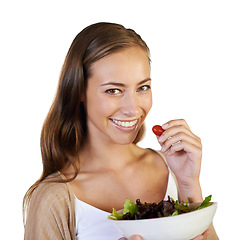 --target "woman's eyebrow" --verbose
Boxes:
[100,82,125,87]
[138,78,151,85]
[100,78,151,87]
